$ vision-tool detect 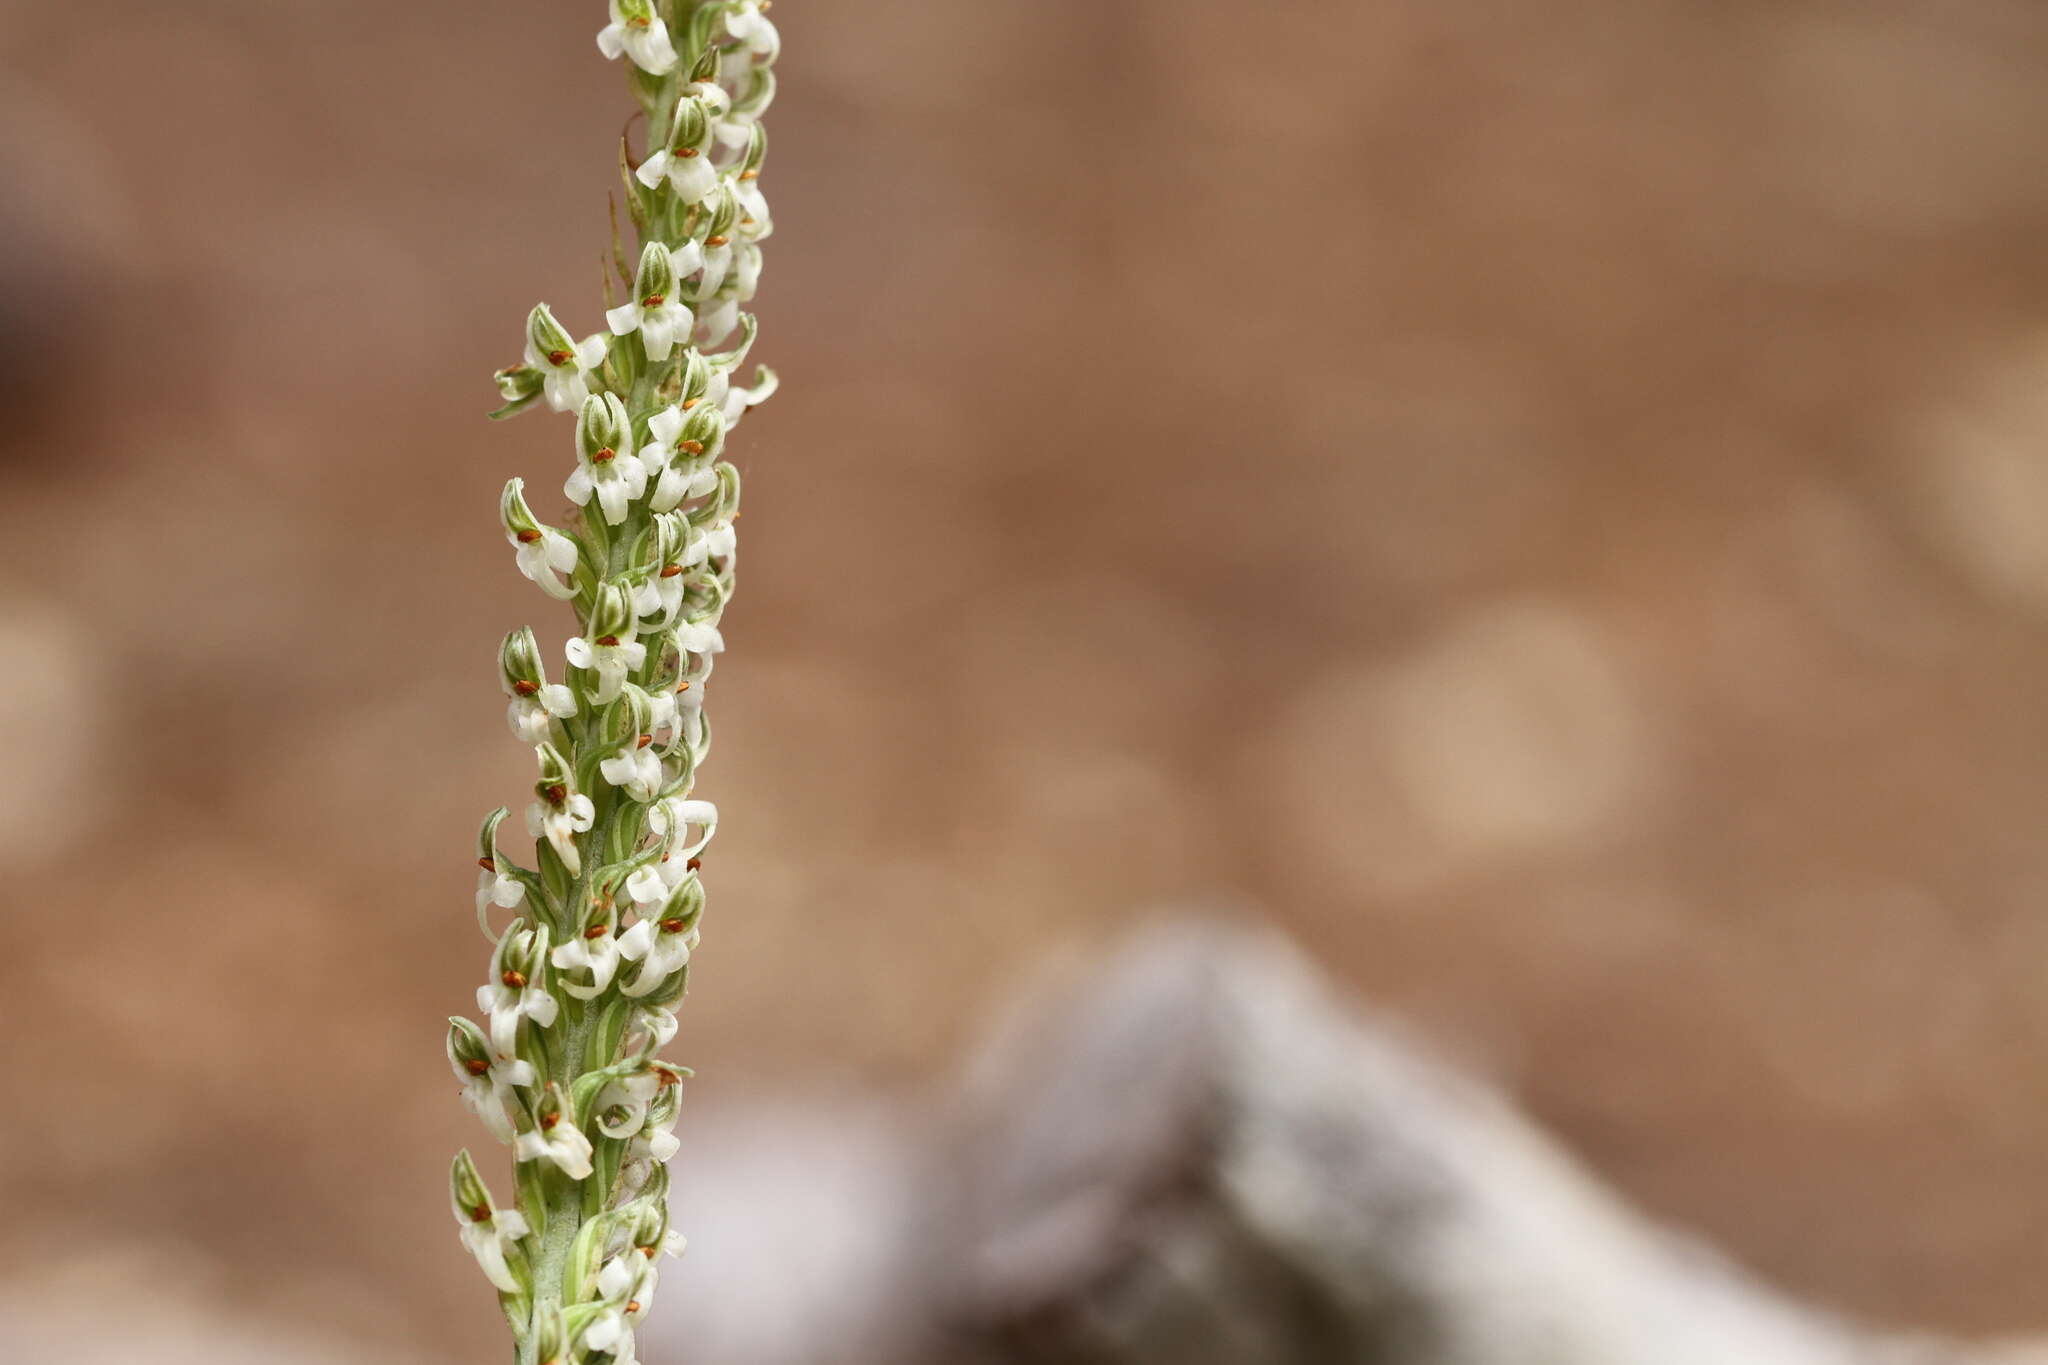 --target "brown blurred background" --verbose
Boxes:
[2,0,2047,1358]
